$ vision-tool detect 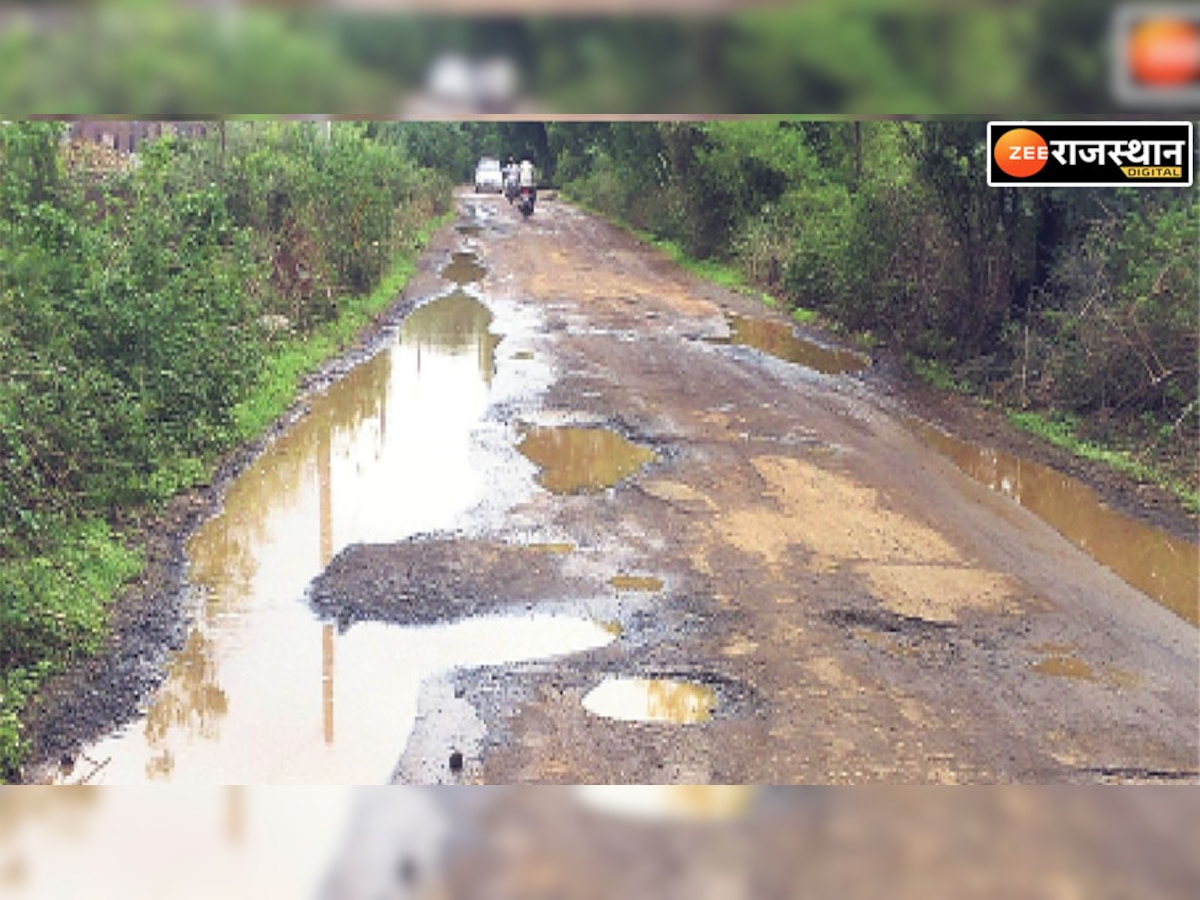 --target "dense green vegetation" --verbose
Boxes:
[0,122,449,777]
[564,122,1198,502]
[411,120,1197,505]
